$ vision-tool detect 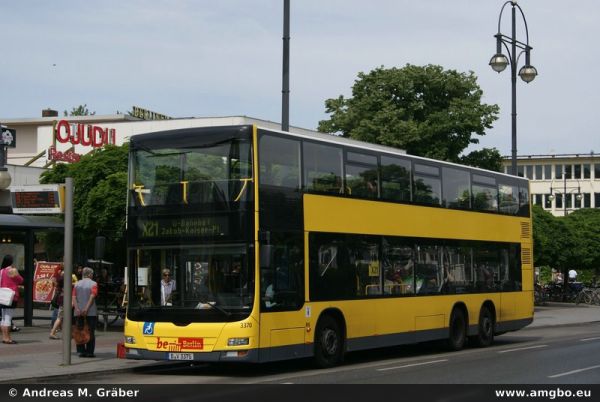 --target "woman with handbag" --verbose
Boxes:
[1,255,23,345]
